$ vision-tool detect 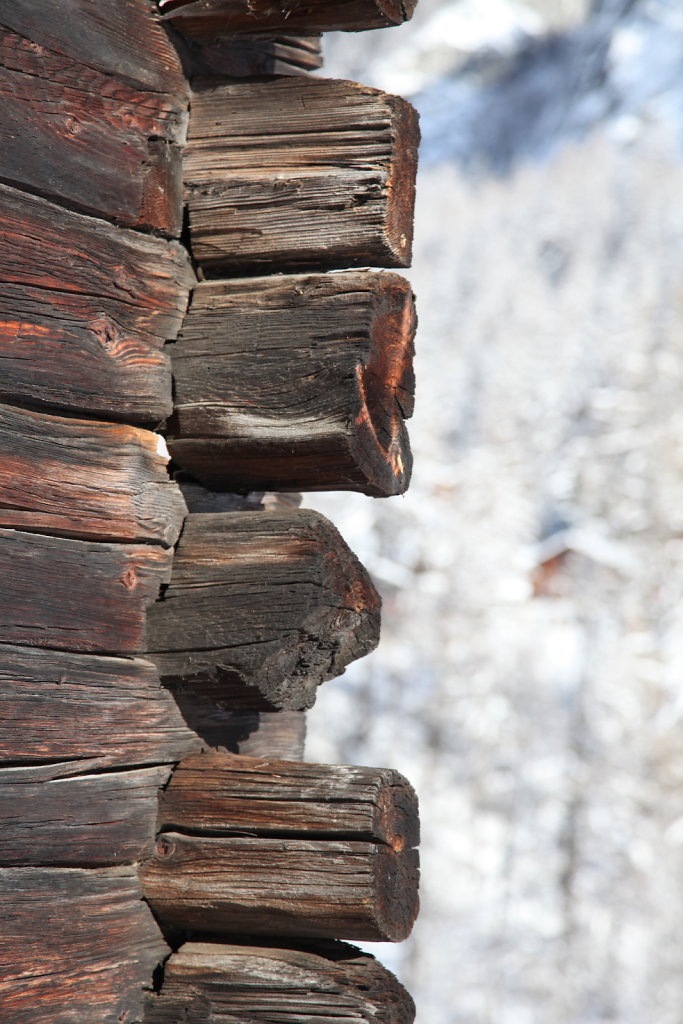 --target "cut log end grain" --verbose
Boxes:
[140,833,419,942]
[144,940,416,1024]
[168,272,416,497]
[183,78,419,273]
[159,751,420,854]
[147,510,381,710]
[159,0,418,35]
